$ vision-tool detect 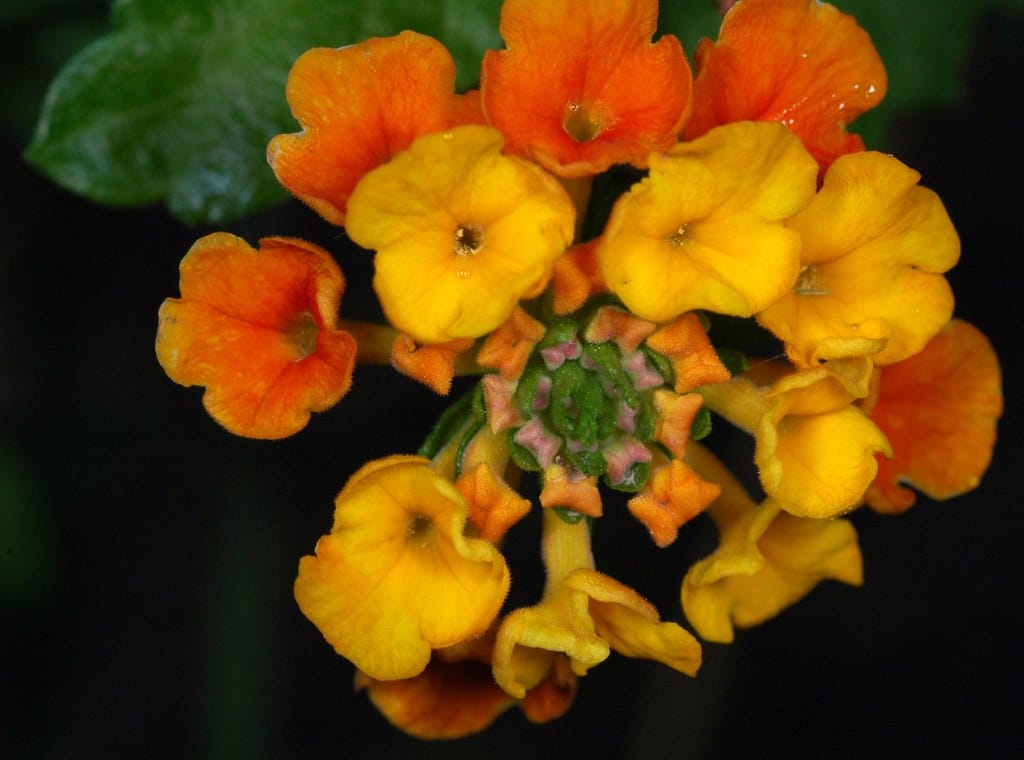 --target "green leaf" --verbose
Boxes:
[26,0,502,224]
